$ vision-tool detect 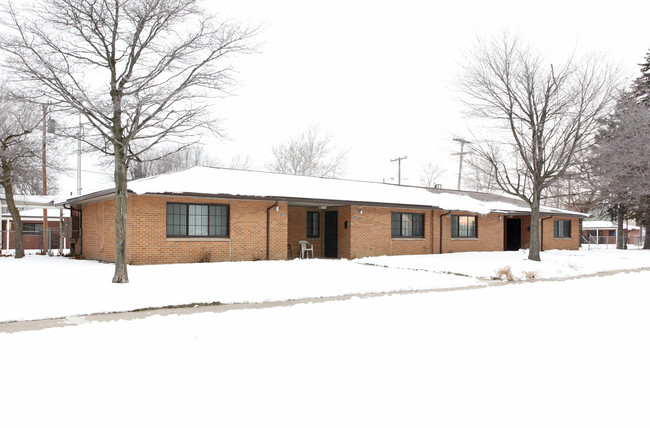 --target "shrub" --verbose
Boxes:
[495,266,515,281]
[523,271,538,280]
